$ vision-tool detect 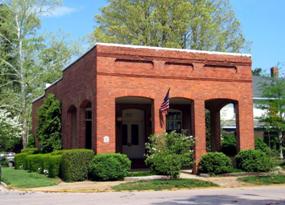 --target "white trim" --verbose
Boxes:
[44,77,63,90]
[253,97,276,100]
[96,42,252,57]
[32,94,45,103]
